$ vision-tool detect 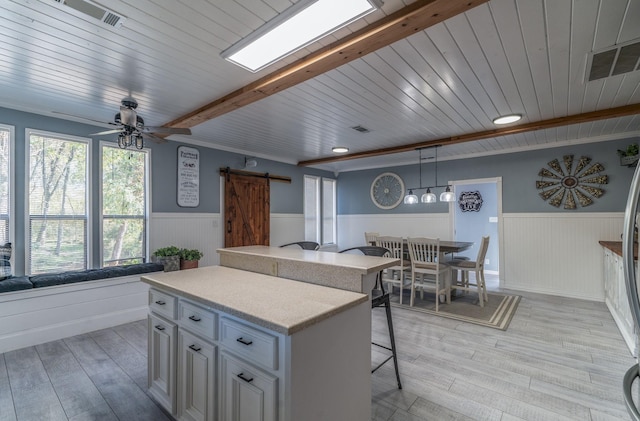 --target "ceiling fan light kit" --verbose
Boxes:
[403,146,456,204]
